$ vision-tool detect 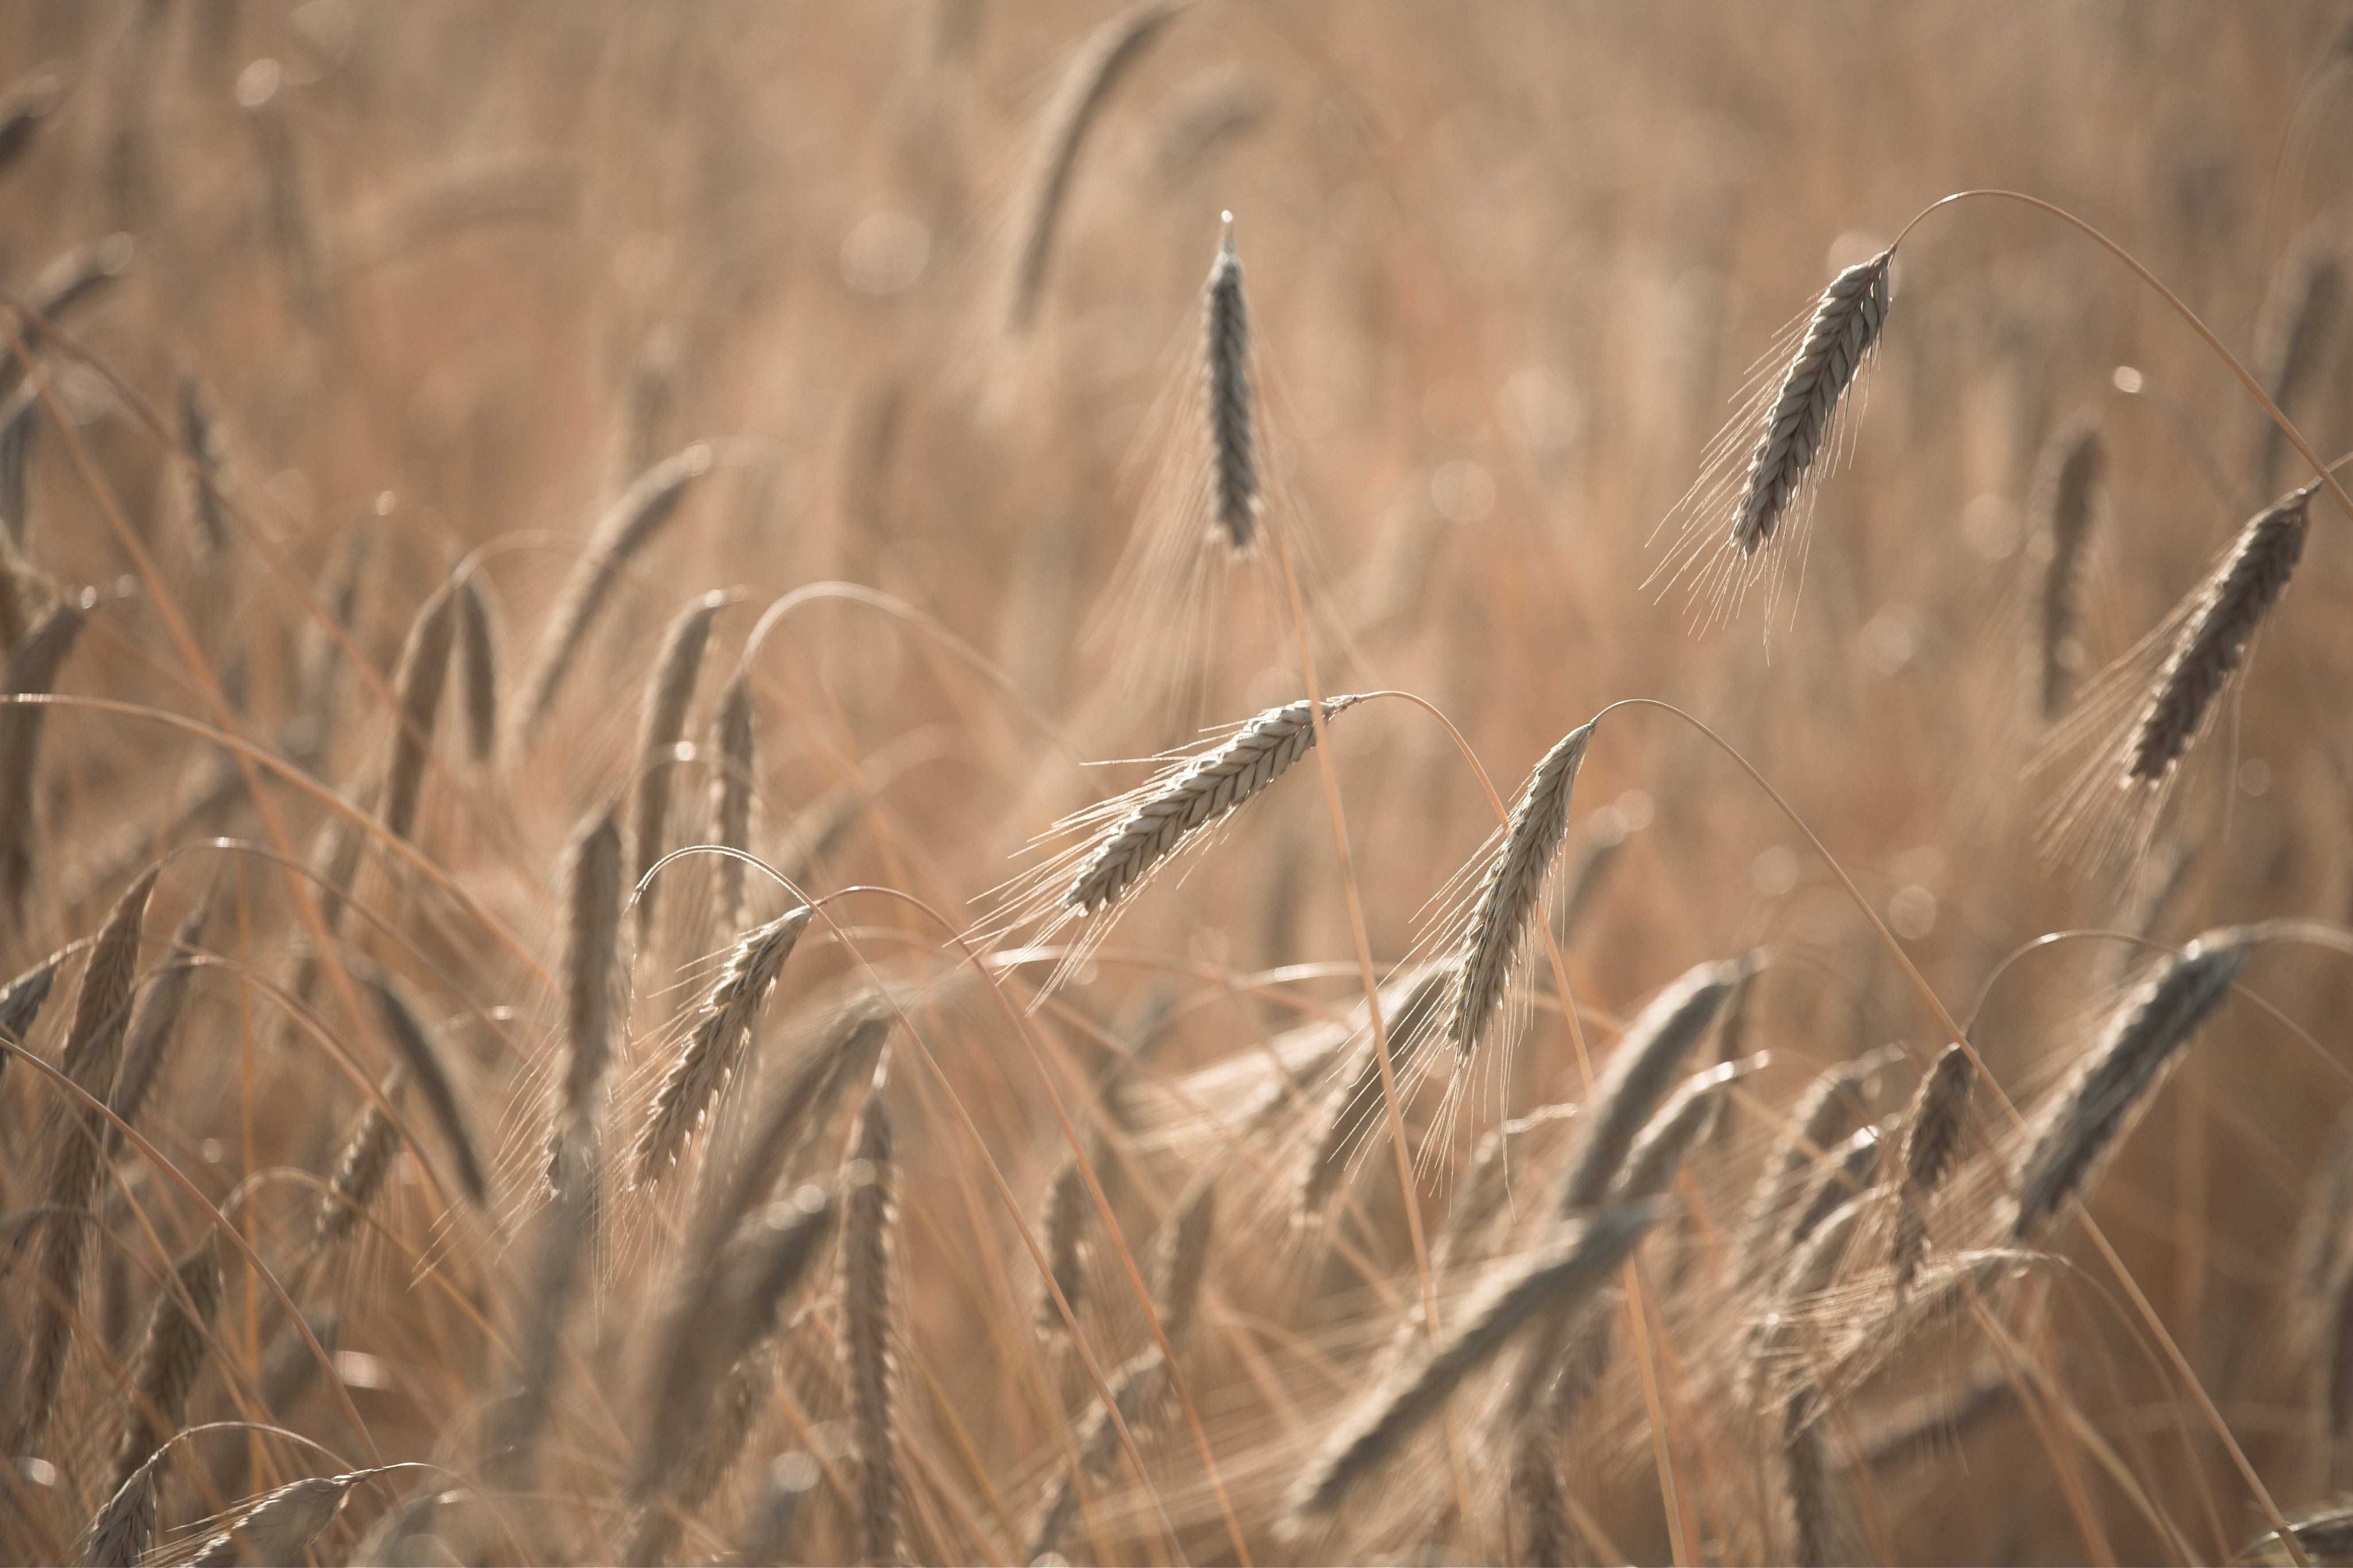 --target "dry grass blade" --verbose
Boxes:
[1731,248,1892,555]
[518,442,712,743]
[563,804,623,1115]
[632,590,723,941]
[104,904,207,1155]
[456,568,499,765]
[364,970,487,1204]
[2033,419,2104,718]
[1288,1202,1659,1523]
[109,1235,222,1496]
[1892,1041,1971,1293]
[2010,932,2245,1242]
[1555,959,1739,1210]
[1006,0,1181,332]
[844,1083,901,1567]
[1447,723,1595,1060]
[1063,695,1362,916]
[380,577,459,845]
[633,905,813,1184]
[1203,212,1258,551]
[1,594,87,920]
